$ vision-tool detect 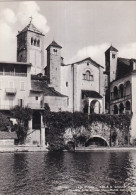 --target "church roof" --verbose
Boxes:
[46,41,62,50]
[105,45,118,53]
[82,90,102,98]
[72,57,103,68]
[31,79,67,97]
[17,22,44,36]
